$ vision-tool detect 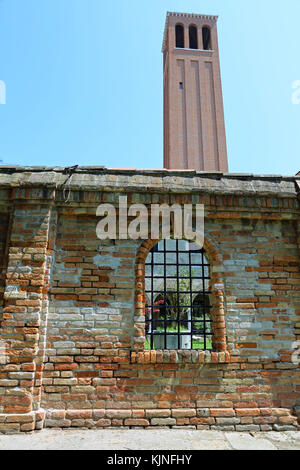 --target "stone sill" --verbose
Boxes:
[174,47,214,53]
[130,350,230,364]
